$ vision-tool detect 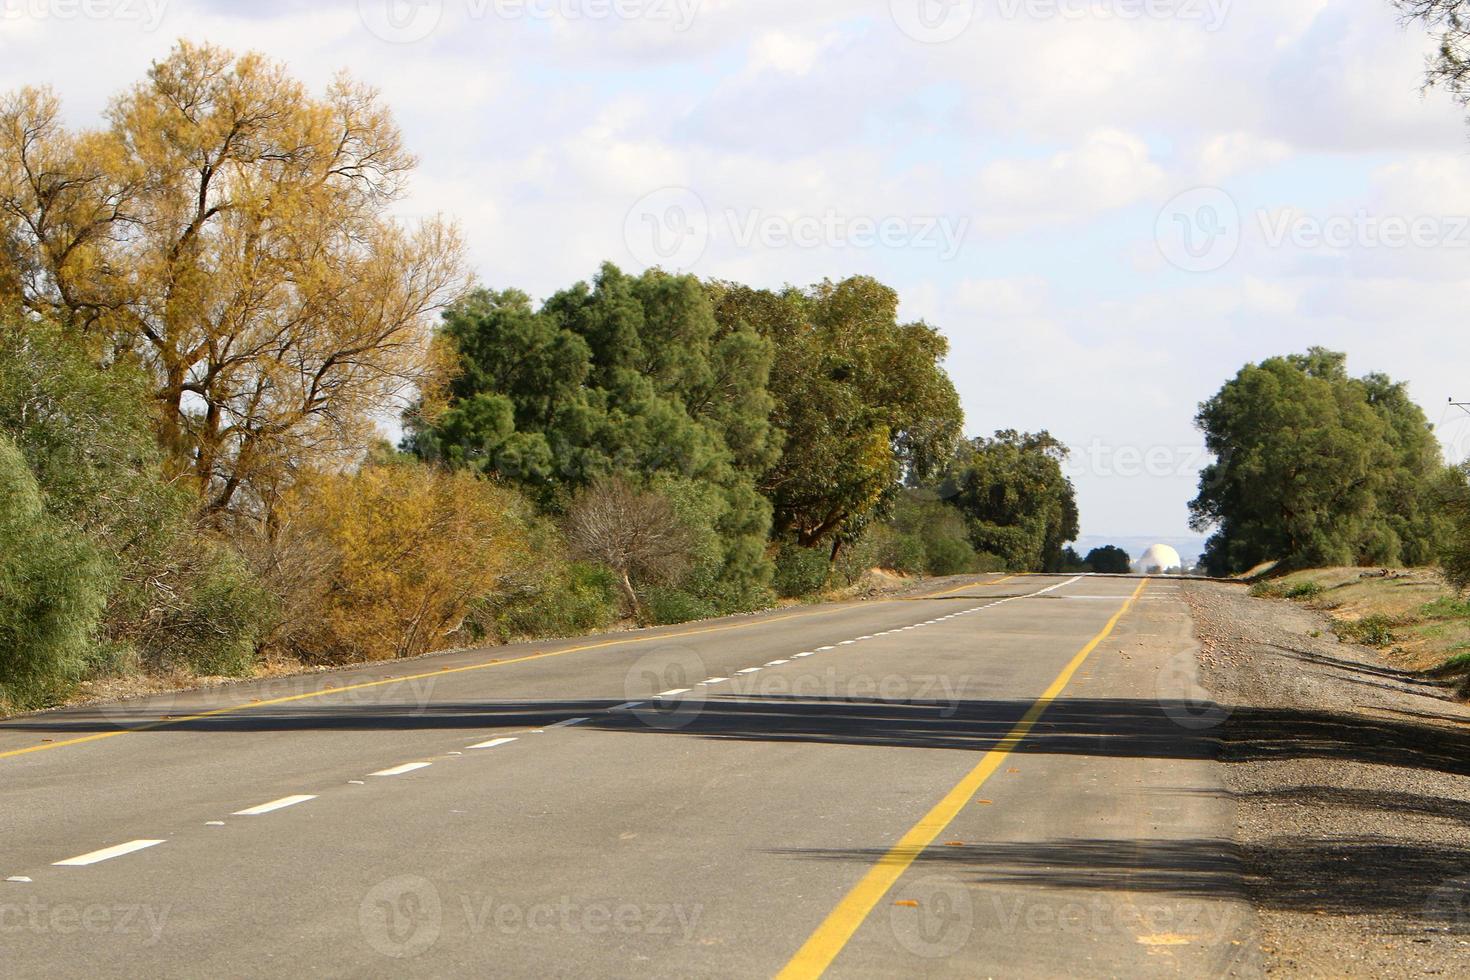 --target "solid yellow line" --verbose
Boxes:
[776,578,1150,979]
[0,602,869,763]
